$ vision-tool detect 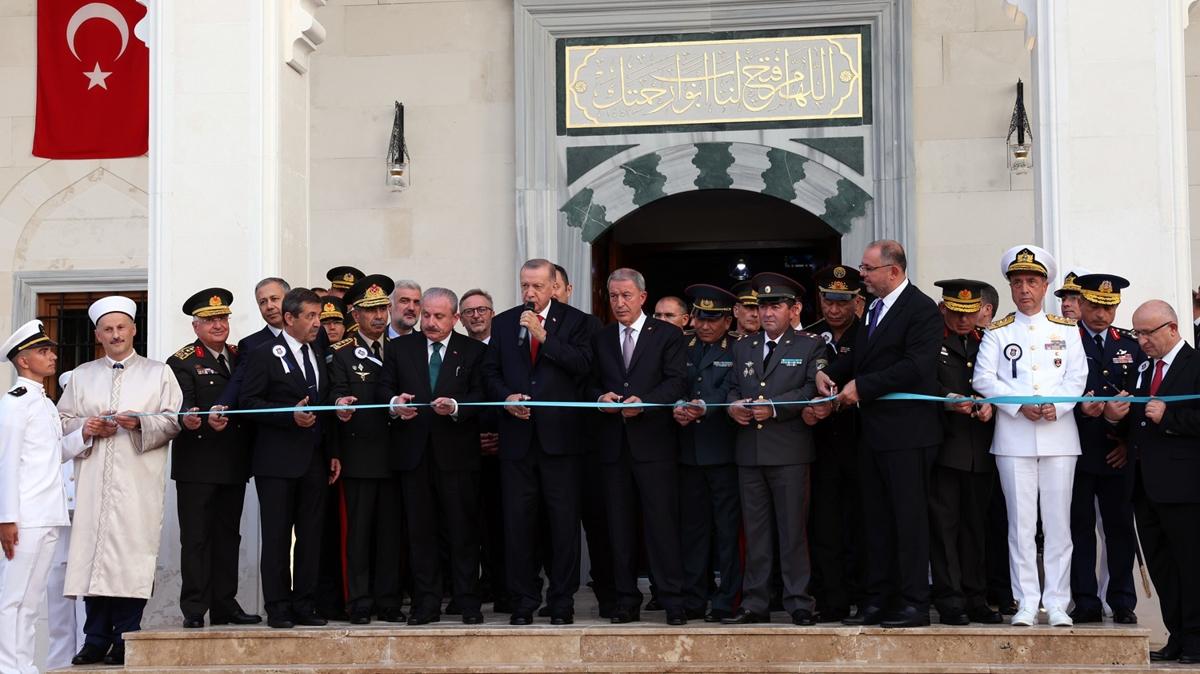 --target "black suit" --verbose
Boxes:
[167,340,251,622]
[380,332,487,617]
[929,328,994,616]
[824,282,942,613]
[238,332,331,619]
[481,300,594,616]
[327,334,402,615]
[589,316,688,613]
[807,318,865,619]
[1118,342,1200,655]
